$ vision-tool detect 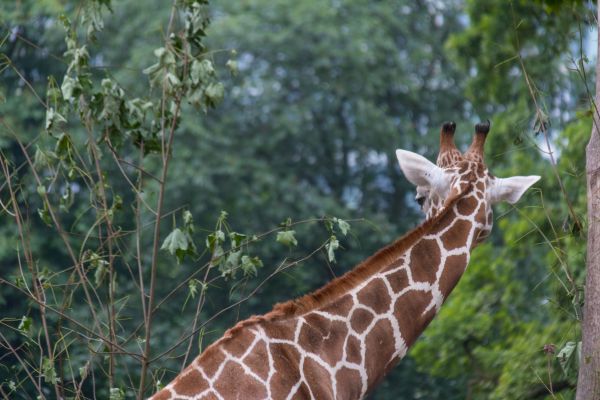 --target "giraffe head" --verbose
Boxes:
[396,120,540,245]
